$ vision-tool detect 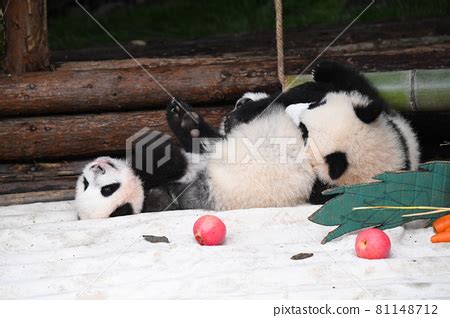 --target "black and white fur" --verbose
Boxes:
[76,62,420,219]
[222,62,419,185]
[75,134,194,219]
[75,157,144,219]
[290,90,420,187]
